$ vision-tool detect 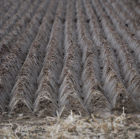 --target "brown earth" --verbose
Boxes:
[0,0,140,138]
